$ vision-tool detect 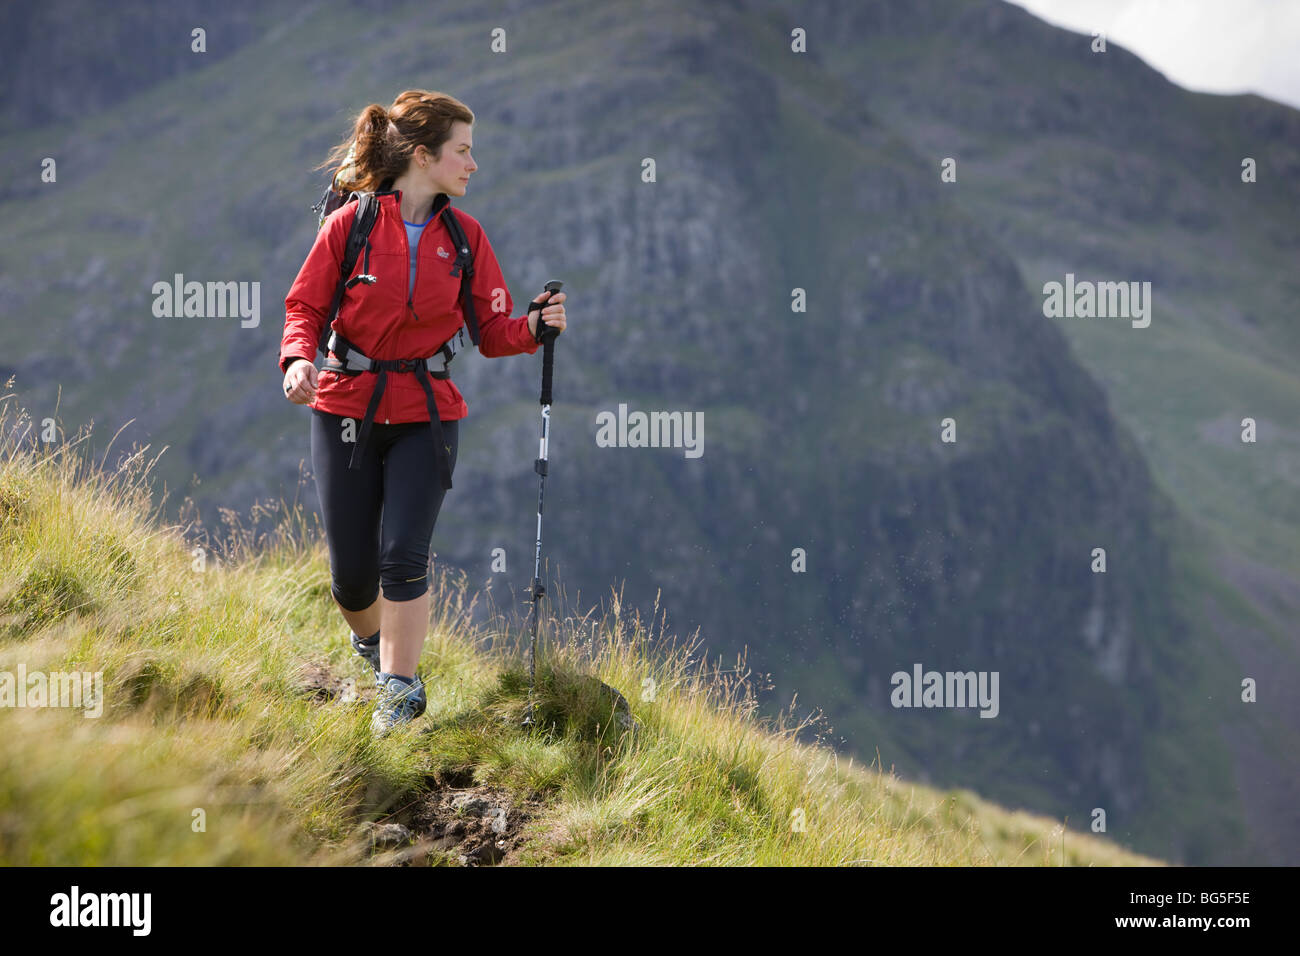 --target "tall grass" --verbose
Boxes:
[0,382,1160,865]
